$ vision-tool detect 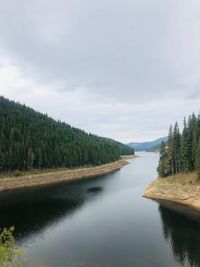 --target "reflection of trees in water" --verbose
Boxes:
[0,198,81,240]
[0,180,104,241]
[158,202,200,267]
